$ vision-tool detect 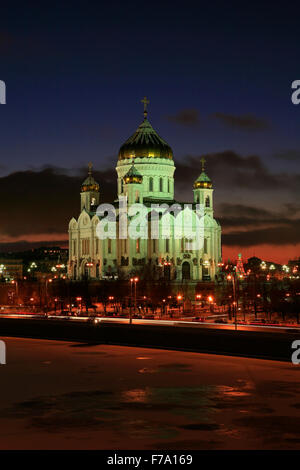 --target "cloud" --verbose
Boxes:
[173,152,300,248]
[0,240,68,253]
[175,150,300,192]
[217,204,284,228]
[223,219,300,246]
[214,203,300,247]
[0,162,298,253]
[273,149,300,161]
[165,109,200,127]
[165,109,269,132]
[212,112,269,131]
[0,166,115,239]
